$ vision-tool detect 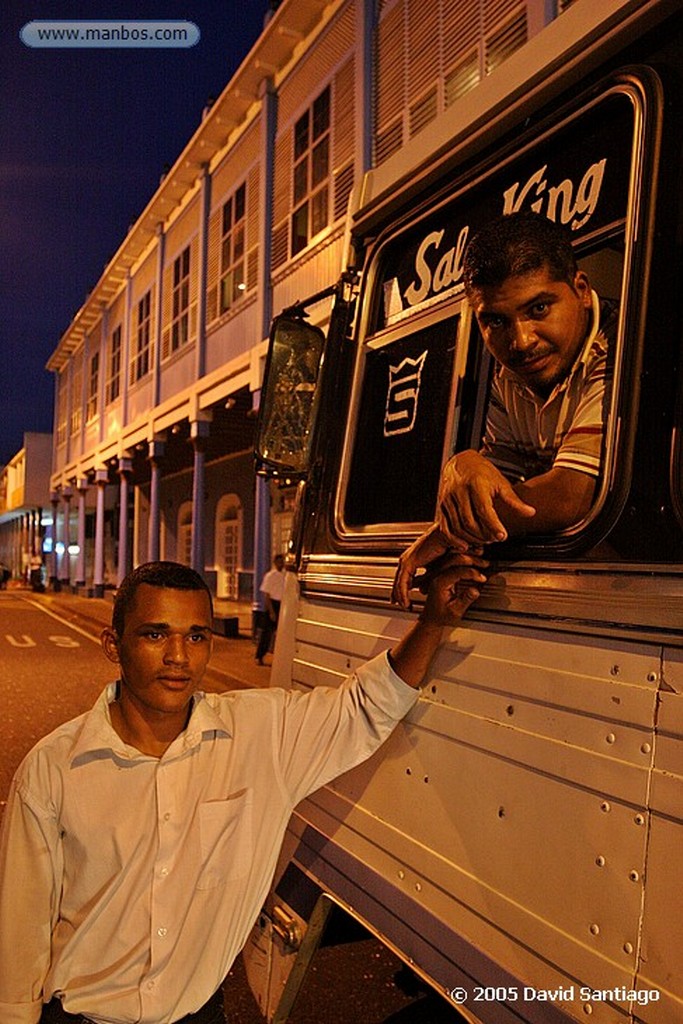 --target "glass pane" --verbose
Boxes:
[234,183,246,222]
[222,197,232,235]
[293,158,308,204]
[313,87,330,139]
[232,262,245,302]
[292,203,308,255]
[295,110,310,158]
[344,317,459,526]
[220,271,232,313]
[221,236,231,270]
[311,186,328,237]
[234,225,245,260]
[312,137,329,187]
